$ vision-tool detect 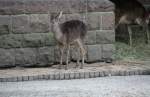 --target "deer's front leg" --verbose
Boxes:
[59,46,64,69]
[65,45,70,70]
